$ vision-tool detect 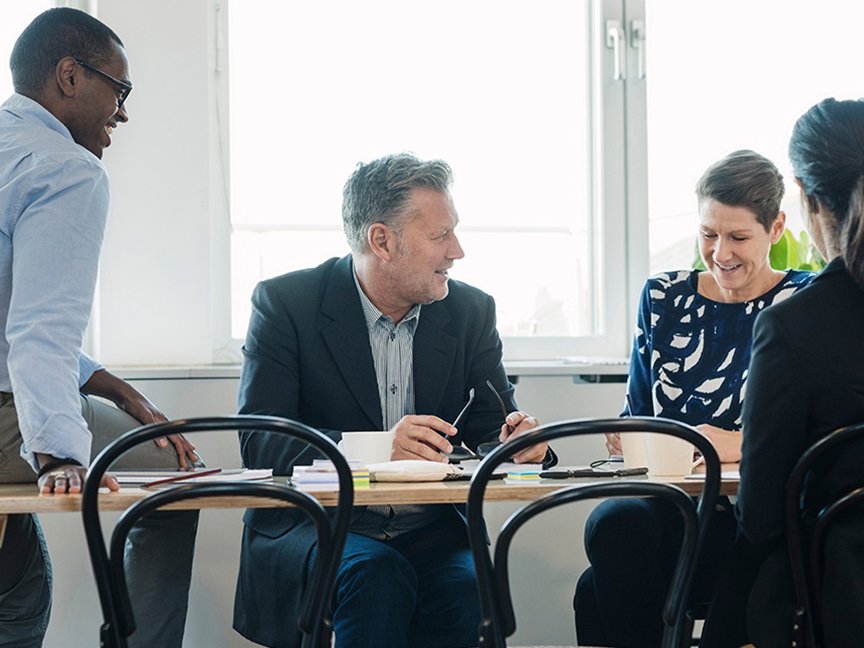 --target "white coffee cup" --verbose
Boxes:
[621,432,694,477]
[620,432,649,470]
[338,431,394,465]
